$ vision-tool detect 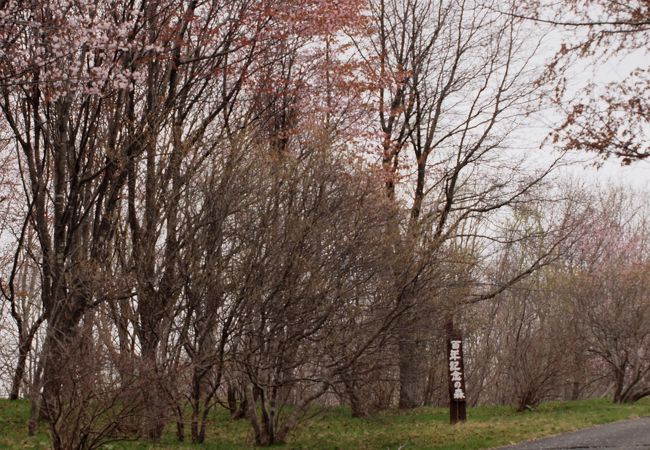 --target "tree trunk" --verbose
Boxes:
[9,340,29,400]
[139,346,167,441]
[343,377,369,418]
[245,383,271,446]
[612,367,626,403]
[40,314,81,450]
[228,384,247,419]
[190,372,200,443]
[175,404,184,442]
[398,330,426,409]
[27,359,43,436]
[198,406,210,443]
